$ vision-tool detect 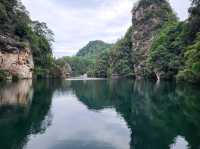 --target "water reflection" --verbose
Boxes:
[0,80,33,107]
[24,87,130,149]
[0,79,199,149]
[71,80,200,149]
[170,136,188,149]
[0,80,59,149]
